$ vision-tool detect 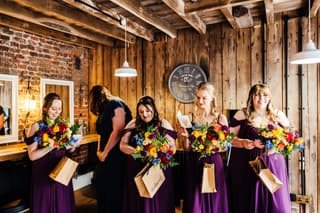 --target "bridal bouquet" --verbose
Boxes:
[189,123,233,159]
[132,126,178,169]
[34,116,81,149]
[258,124,303,155]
